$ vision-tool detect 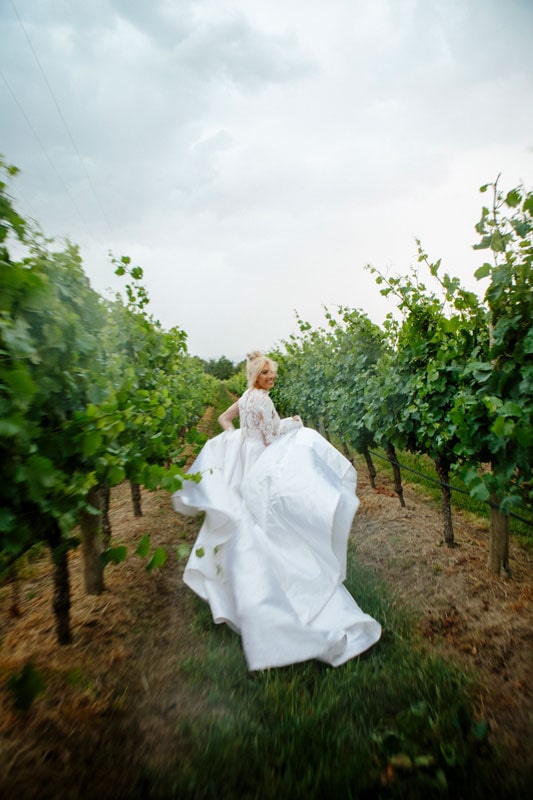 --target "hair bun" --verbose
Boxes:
[246,350,263,362]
